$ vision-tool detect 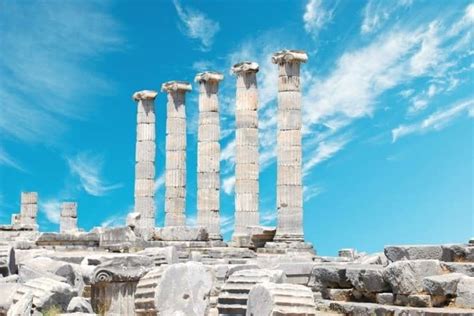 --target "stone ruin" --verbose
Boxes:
[0,50,473,316]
